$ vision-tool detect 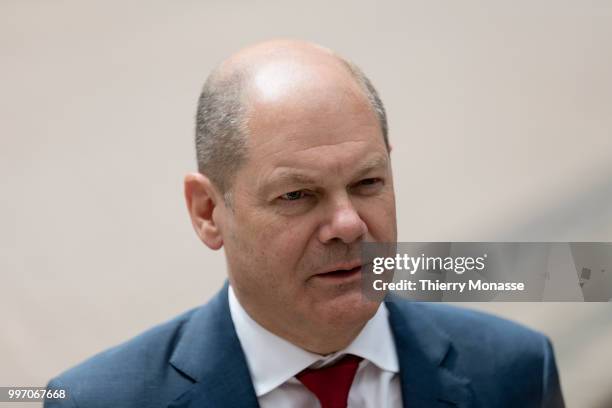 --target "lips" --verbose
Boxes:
[316,261,363,276]
[319,265,362,278]
[312,259,375,281]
